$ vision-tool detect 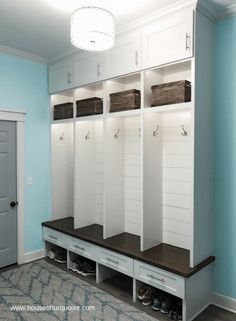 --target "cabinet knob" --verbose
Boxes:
[10,201,18,208]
